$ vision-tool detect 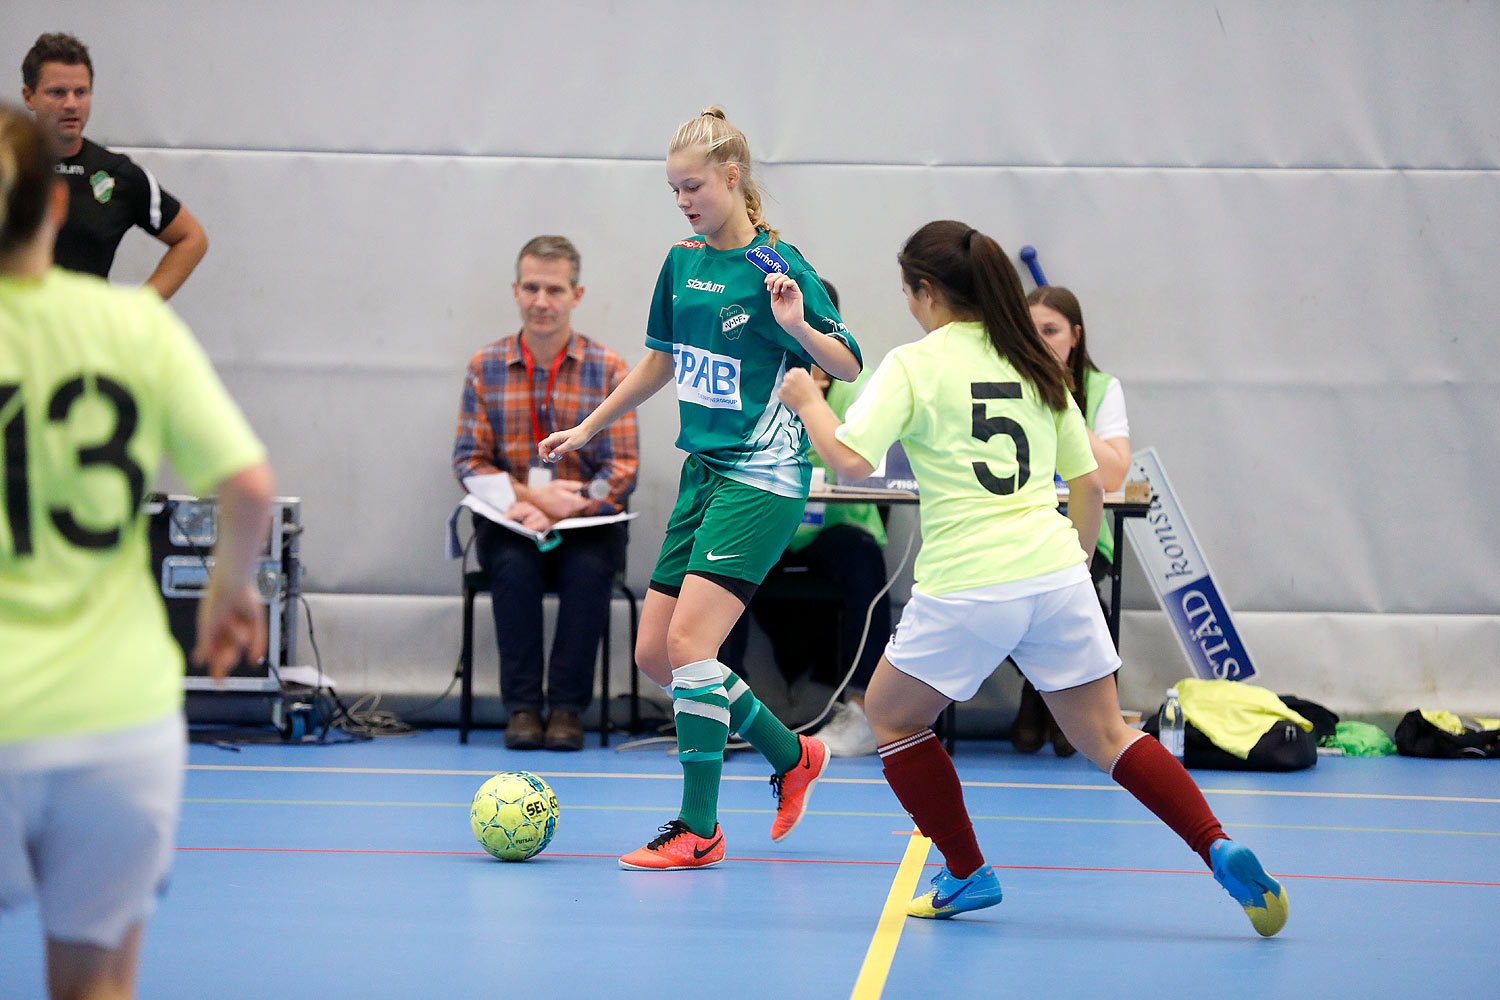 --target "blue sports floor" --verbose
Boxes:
[1,729,1495,998]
